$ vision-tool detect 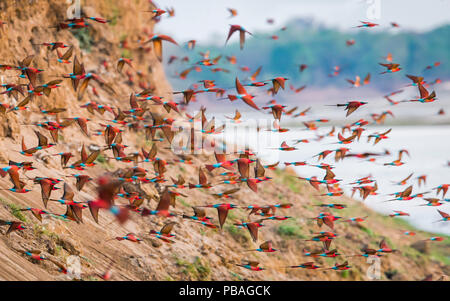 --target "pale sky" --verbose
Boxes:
[153,0,450,43]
